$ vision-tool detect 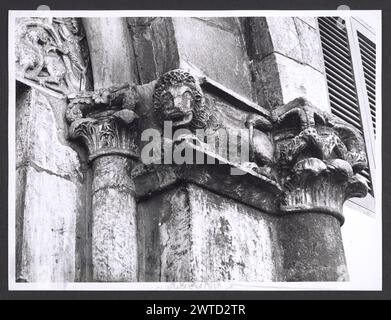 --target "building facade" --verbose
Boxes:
[13,15,379,284]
